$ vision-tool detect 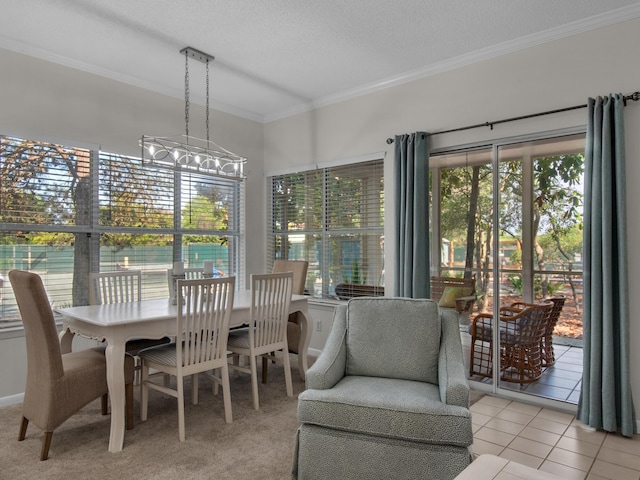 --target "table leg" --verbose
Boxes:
[105,341,127,453]
[59,327,74,354]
